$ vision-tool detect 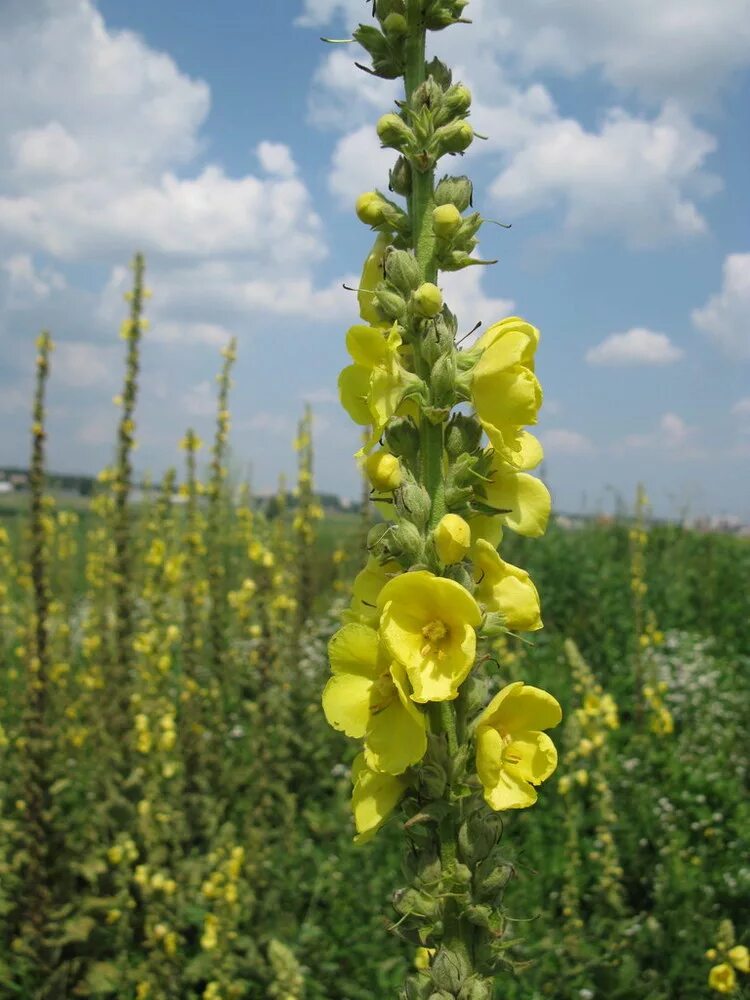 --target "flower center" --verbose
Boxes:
[420,619,449,658]
[369,673,397,714]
